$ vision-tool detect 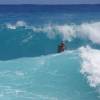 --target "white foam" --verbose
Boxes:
[78,22,100,44]
[80,46,100,88]
[55,22,100,43]
[16,21,26,27]
[6,21,100,44]
[31,24,76,41]
[6,24,16,29]
[31,22,100,43]
[56,25,76,41]
[6,21,27,30]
